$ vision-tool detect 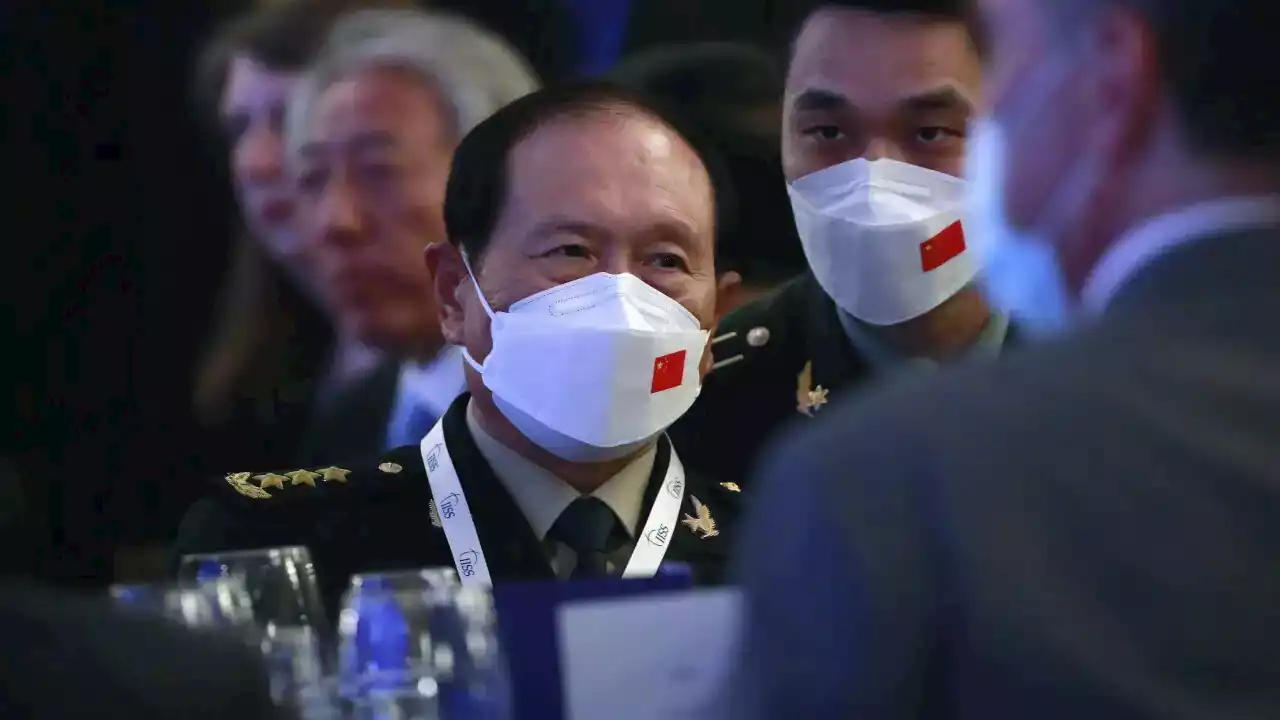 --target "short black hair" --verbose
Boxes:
[785,0,983,59]
[443,81,734,268]
[1051,0,1280,160]
[612,43,806,286]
